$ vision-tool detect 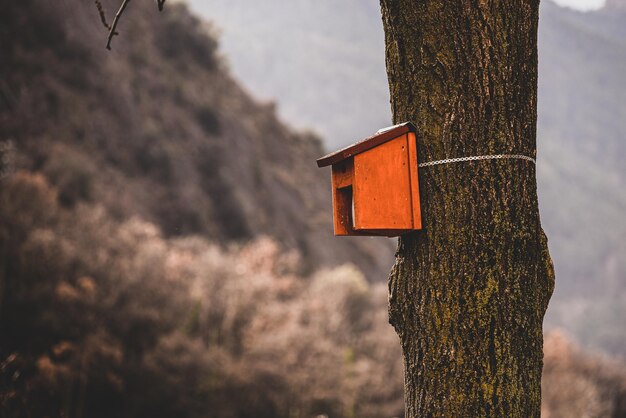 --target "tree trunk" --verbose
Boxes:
[379,1,555,417]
